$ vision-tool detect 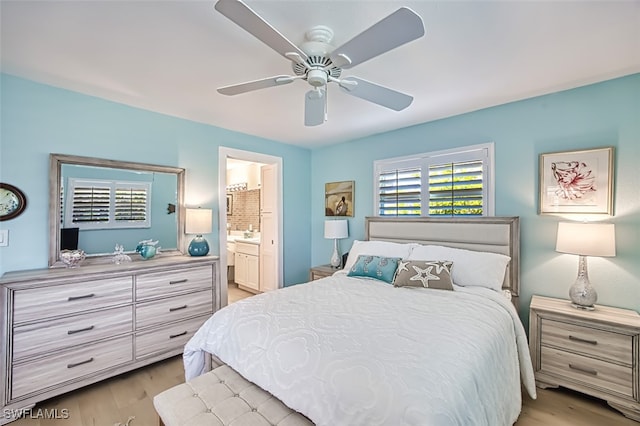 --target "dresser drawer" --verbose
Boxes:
[136,289,213,329]
[12,277,133,324]
[540,346,633,398]
[136,315,209,359]
[136,265,213,300]
[13,306,133,362]
[11,335,133,399]
[541,319,632,365]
